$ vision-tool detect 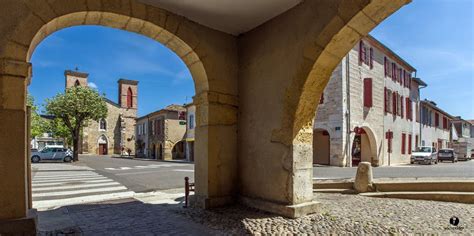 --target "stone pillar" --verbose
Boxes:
[0,59,37,234]
[354,162,373,193]
[193,91,238,208]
